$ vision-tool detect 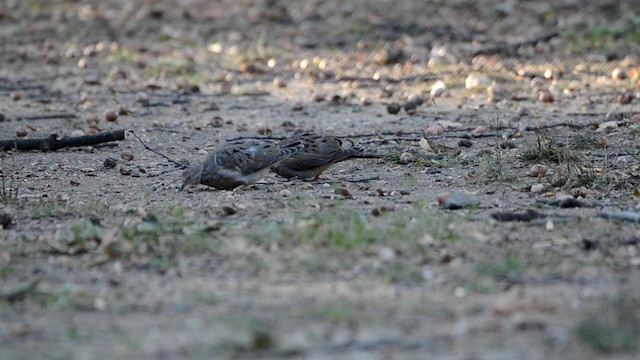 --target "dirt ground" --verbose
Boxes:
[1,0,640,359]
